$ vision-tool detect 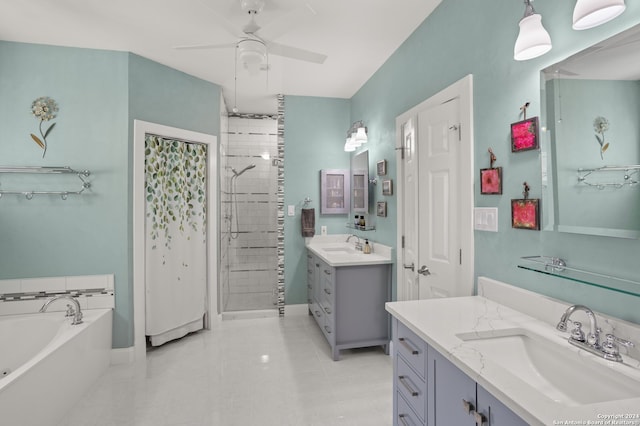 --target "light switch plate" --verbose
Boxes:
[321,226,327,236]
[474,207,498,232]
[287,205,295,216]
